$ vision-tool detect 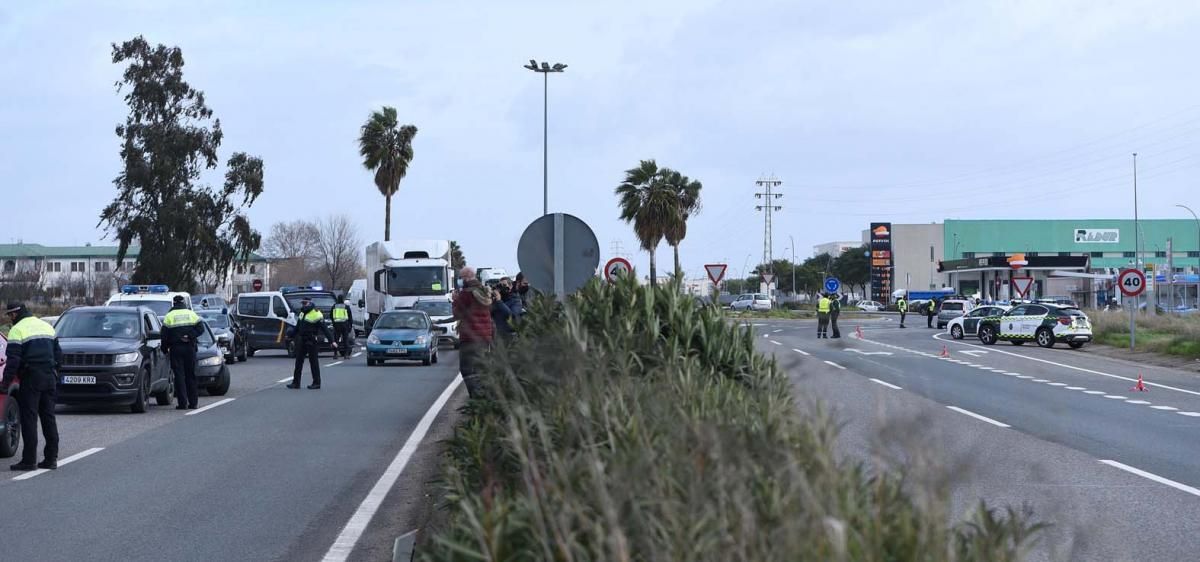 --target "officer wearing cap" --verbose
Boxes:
[3,302,62,471]
[288,296,335,390]
[162,295,204,410]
